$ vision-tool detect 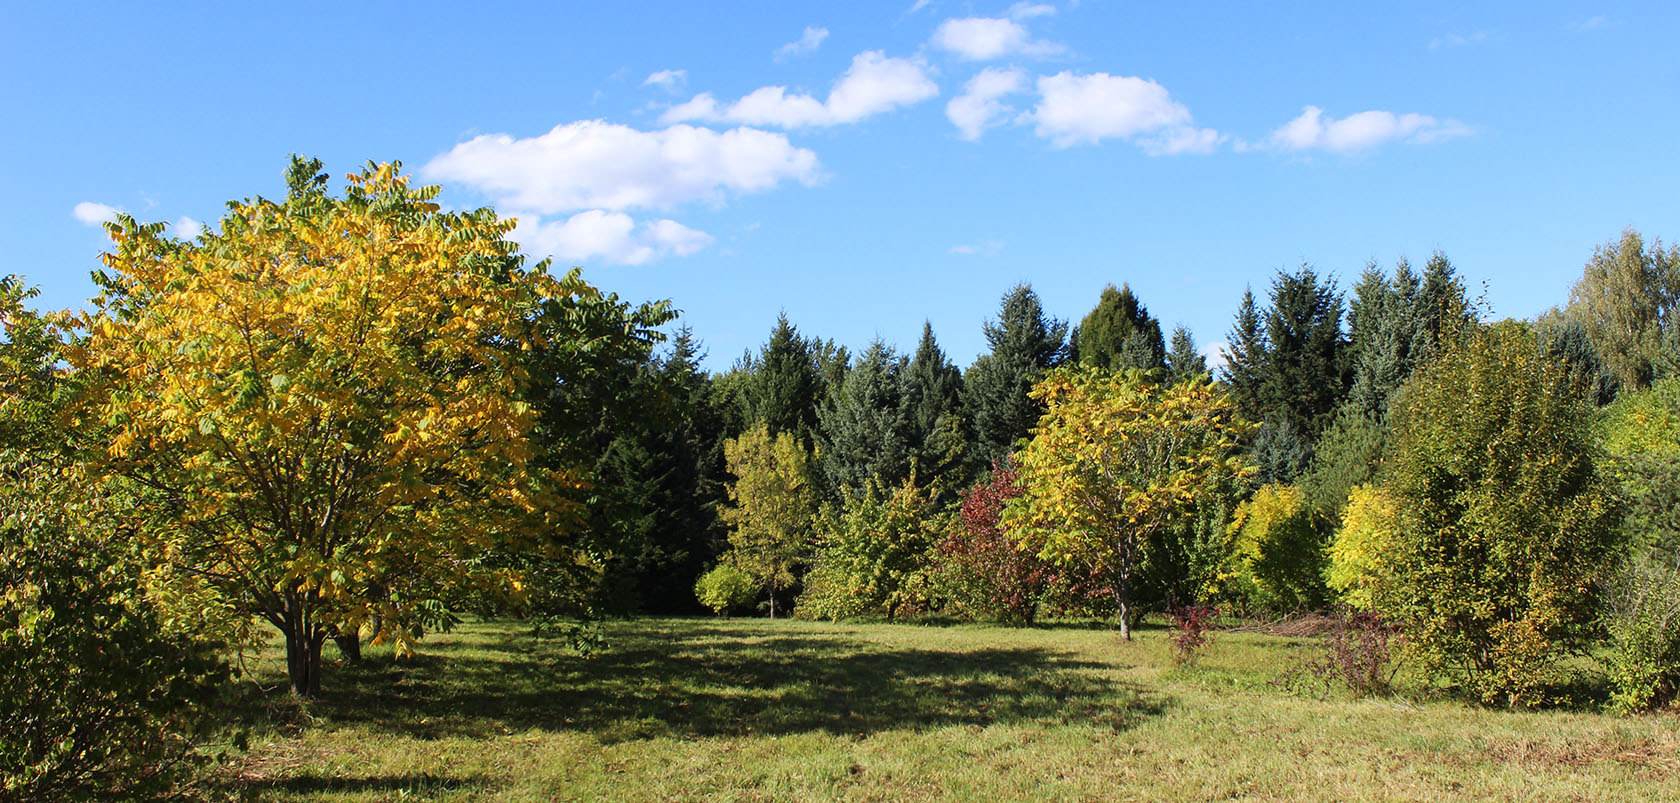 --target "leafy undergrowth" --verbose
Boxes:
[226,618,1680,801]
